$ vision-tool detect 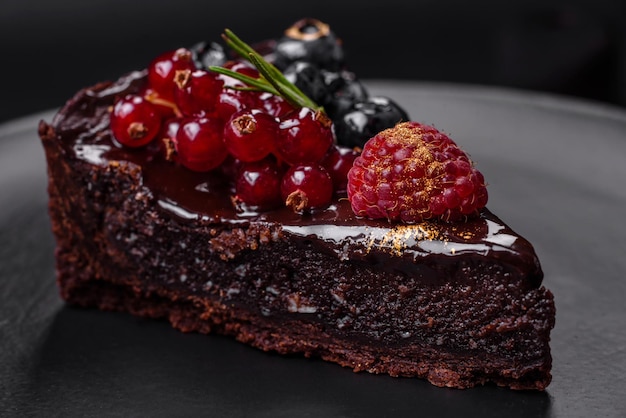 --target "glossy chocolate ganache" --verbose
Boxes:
[40,70,554,389]
[51,70,543,284]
